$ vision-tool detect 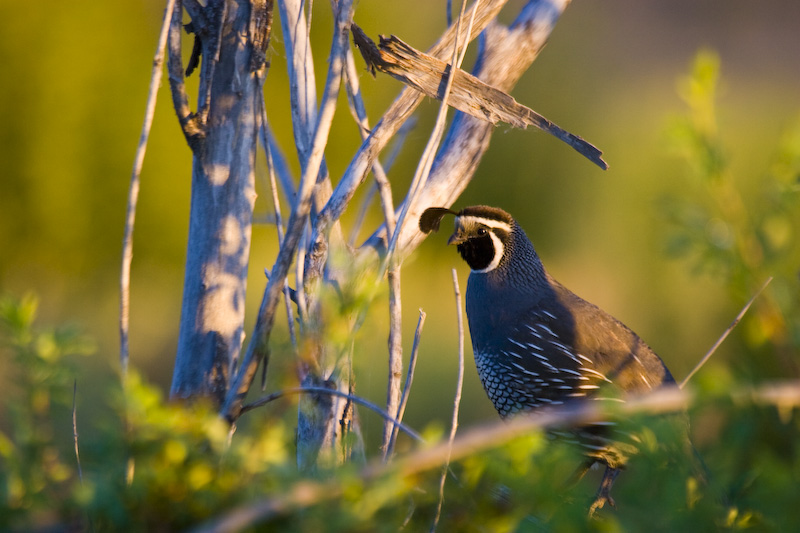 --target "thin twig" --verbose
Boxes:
[381,1,478,277]
[680,277,773,388]
[240,386,423,442]
[166,0,205,148]
[431,269,465,532]
[279,0,316,153]
[381,0,473,460]
[264,126,297,200]
[72,380,83,485]
[120,0,178,377]
[387,309,426,458]
[382,269,403,457]
[257,83,297,391]
[343,44,397,240]
[447,0,454,27]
